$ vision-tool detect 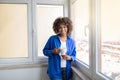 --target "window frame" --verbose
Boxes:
[0,0,69,65]
[94,0,120,80]
[0,0,33,64]
[70,0,115,80]
[70,0,91,78]
[32,0,69,62]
